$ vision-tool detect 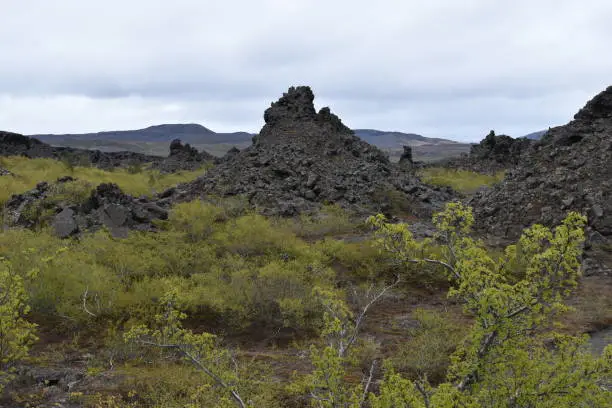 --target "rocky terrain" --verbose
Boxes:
[0,86,610,407]
[470,86,612,275]
[435,130,533,174]
[1,88,458,238]
[4,179,169,238]
[523,130,547,140]
[167,86,455,217]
